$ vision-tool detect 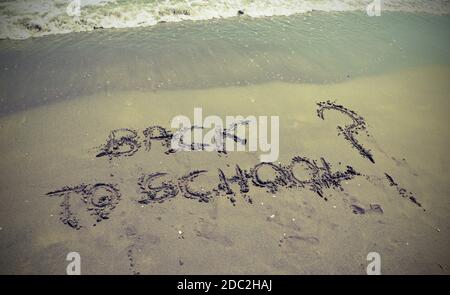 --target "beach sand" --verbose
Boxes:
[0,64,448,274]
